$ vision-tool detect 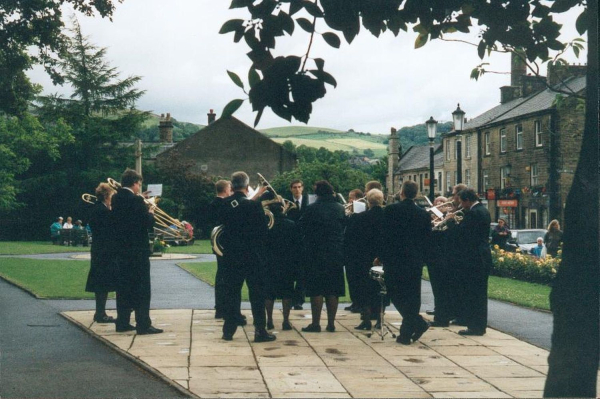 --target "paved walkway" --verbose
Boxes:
[64,308,564,398]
